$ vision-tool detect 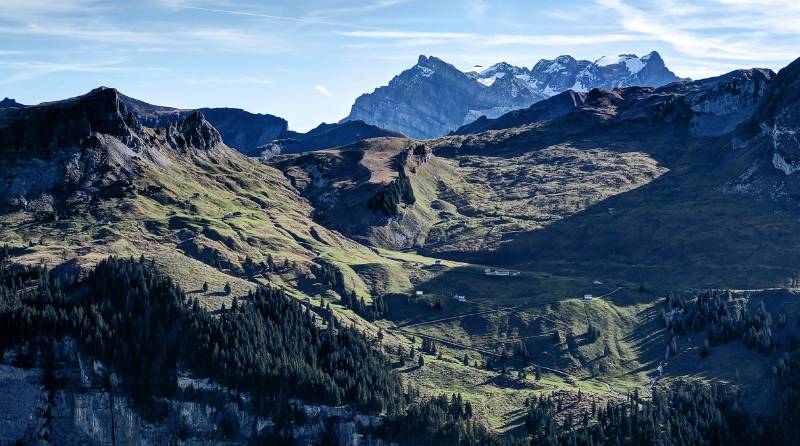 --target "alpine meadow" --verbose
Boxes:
[4,1,800,445]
